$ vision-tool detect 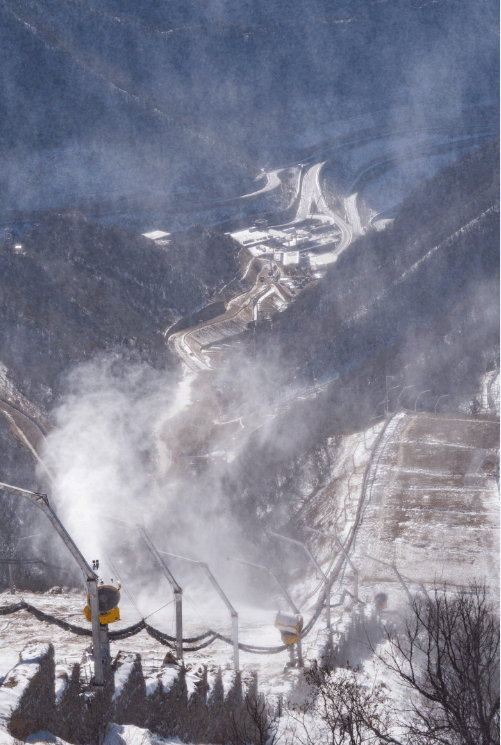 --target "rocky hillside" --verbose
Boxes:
[215,140,499,538]
[246,139,499,394]
[0,212,241,407]
[1,0,498,211]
